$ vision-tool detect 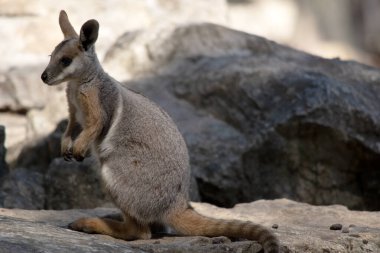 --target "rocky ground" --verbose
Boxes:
[0,199,379,253]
